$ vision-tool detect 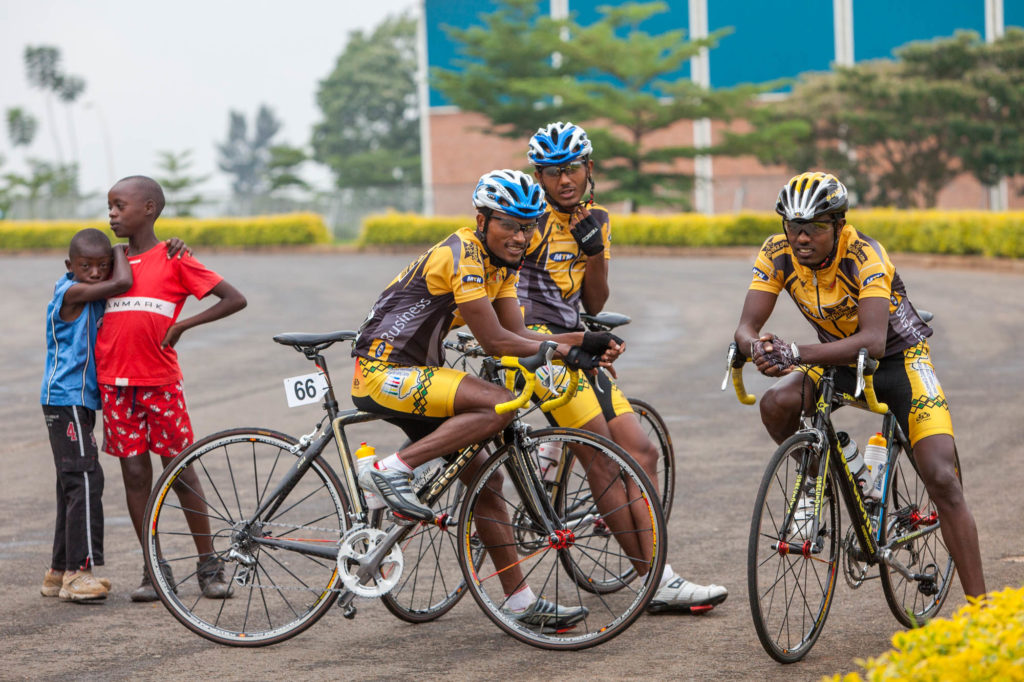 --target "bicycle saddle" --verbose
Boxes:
[580,311,632,331]
[273,330,357,352]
